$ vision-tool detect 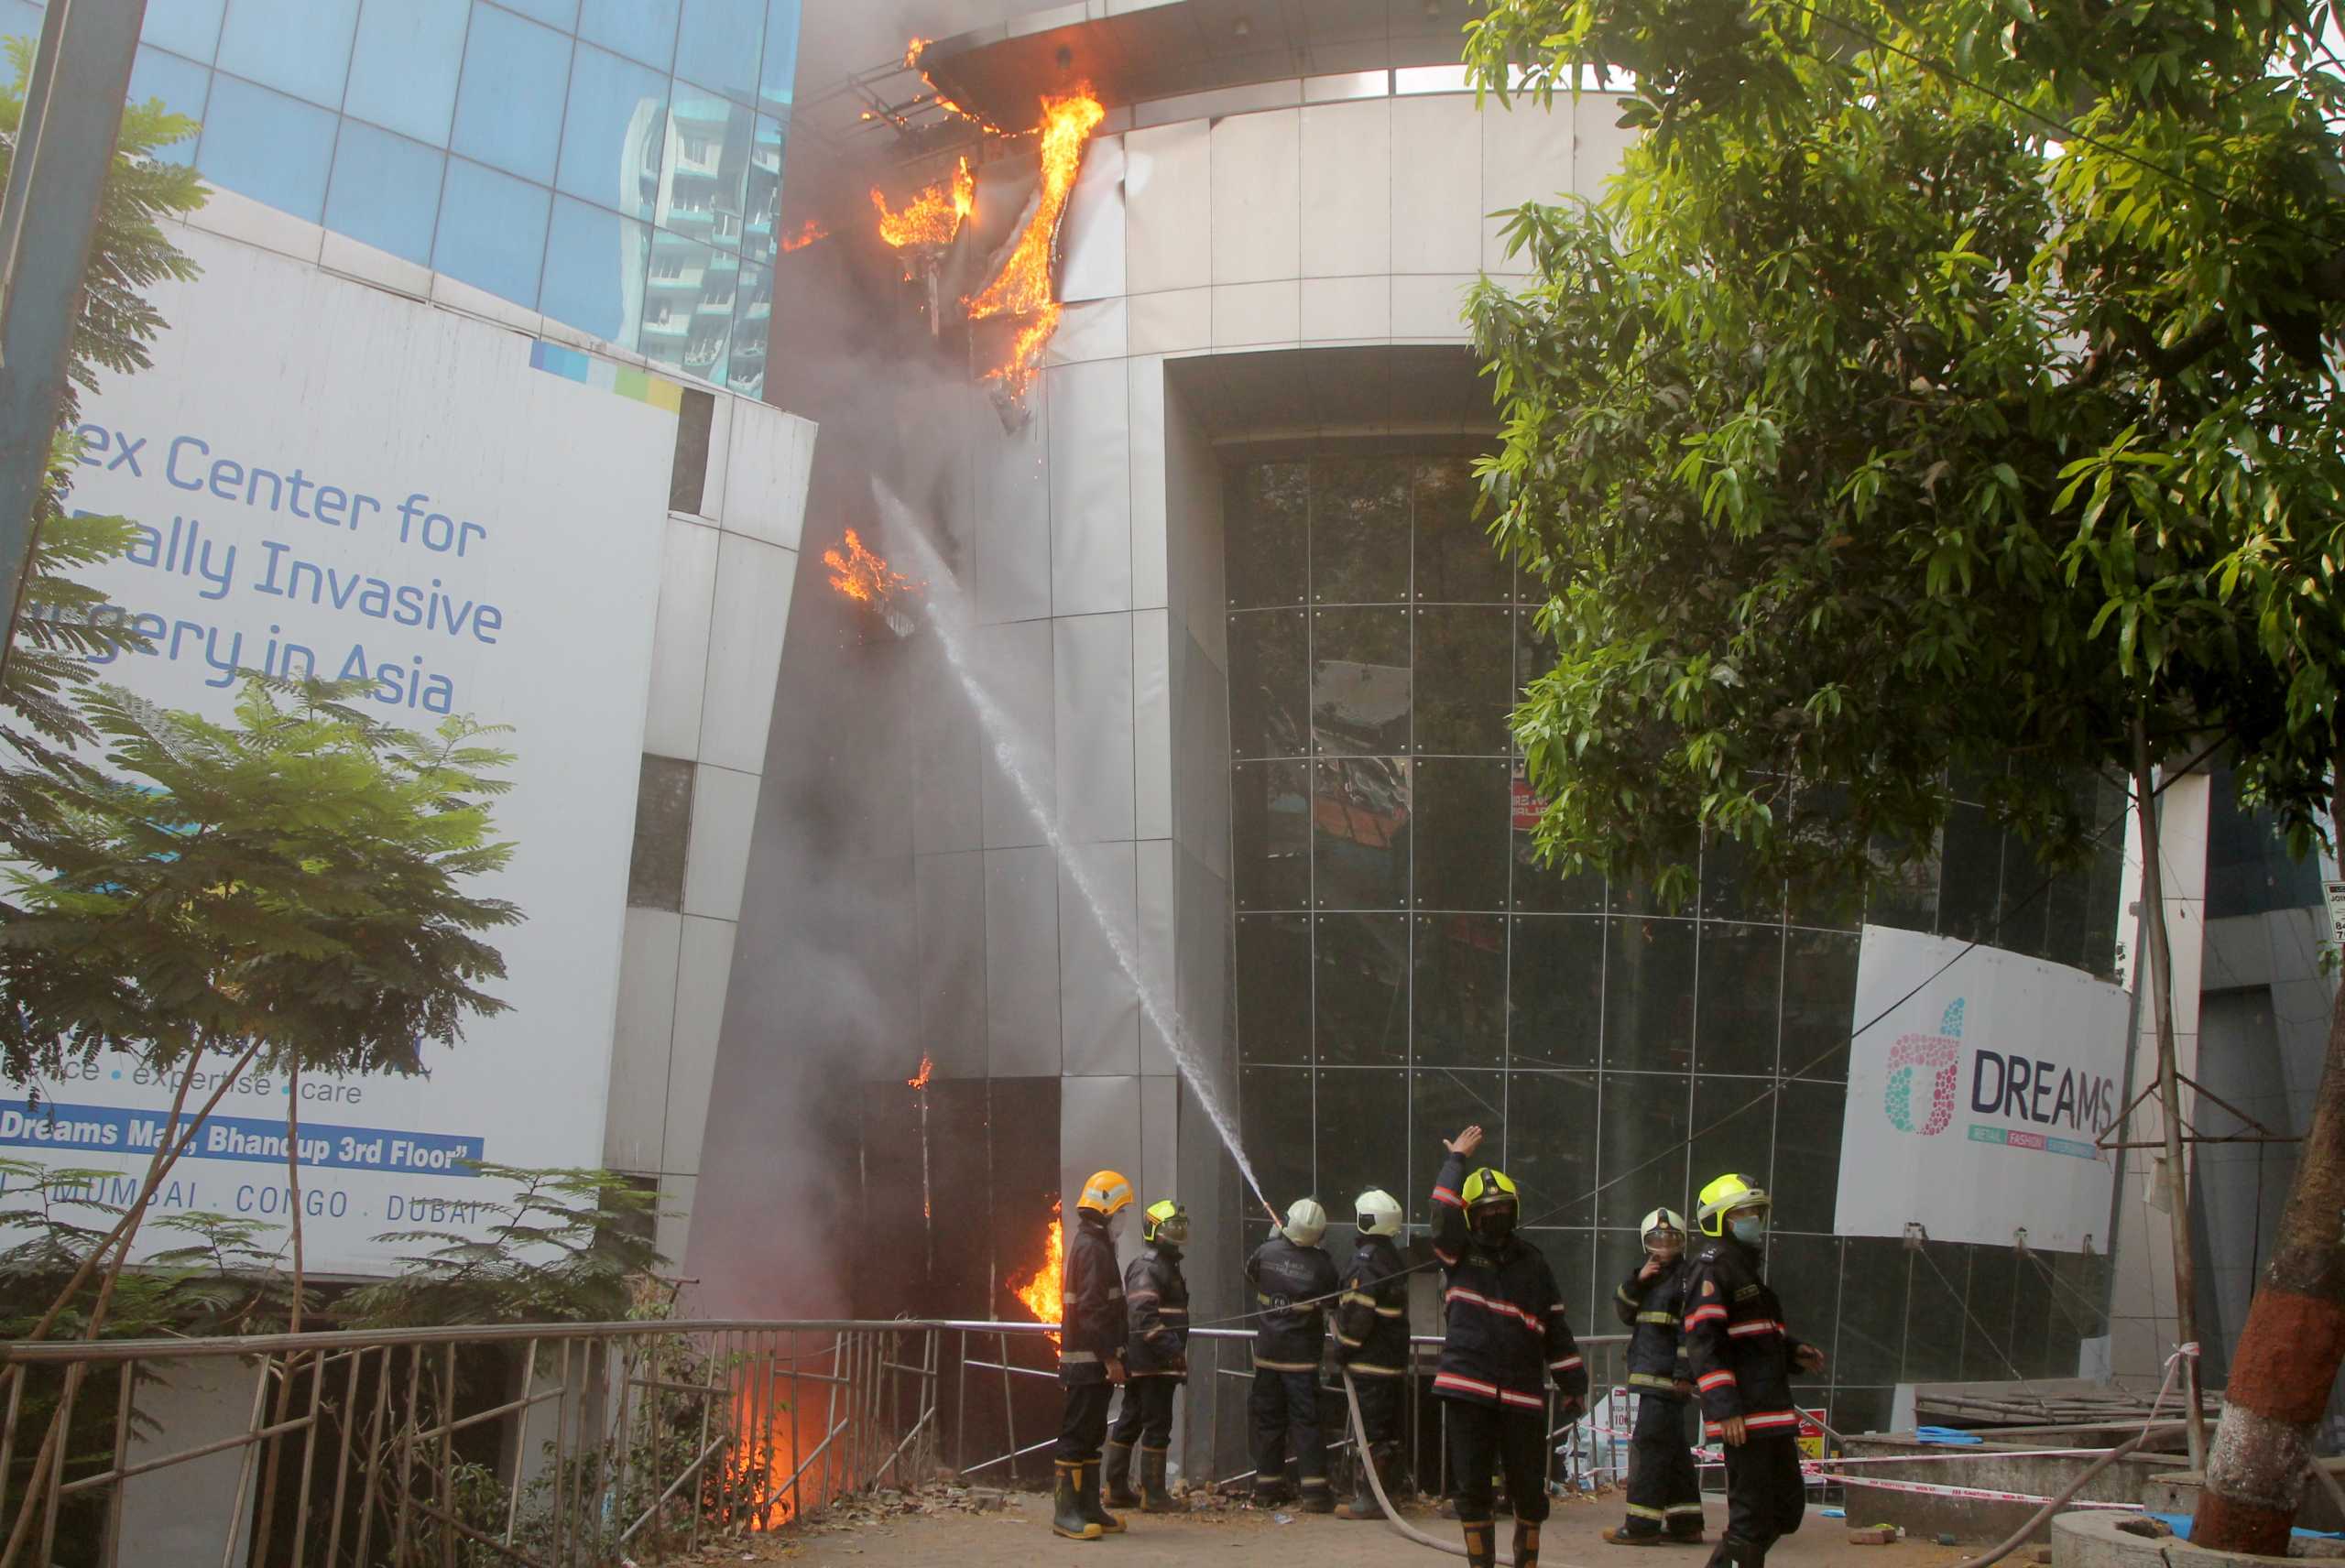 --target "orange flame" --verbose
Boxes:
[822,529,911,606]
[780,219,828,253]
[905,36,930,69]
[1010,1198,1066,1345]
[964,90,1105,397]
[722,1372,805,1530]
[905,1052,934,1090]
[872,158,976,250]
